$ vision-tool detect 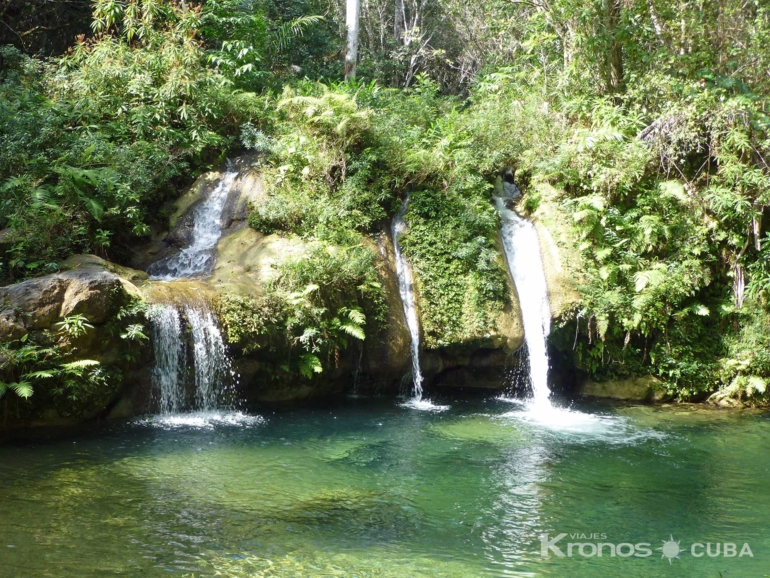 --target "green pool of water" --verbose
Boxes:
[1,397,769,577]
